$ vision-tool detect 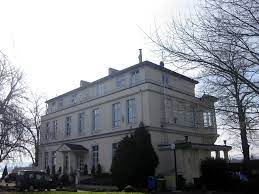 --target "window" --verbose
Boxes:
[112,143,118,158]
[51,151,56,167]
[112,103,121,127]
[45,122,50,140]
[203,111,213,127]
[65,116,72,136]
[64,152,69,172]
[92,145,99,167]
[92,109,100,130]
[116,77,125,88]
[44,152,49,169]
[162,74,169,86]
[52,120,57,139]
[71,94,77,104]
[96,83,104,97]
[77,154,84,171]
[127,99,137,124]
[130,70,140,85]
[58,98,63,109]
[51,101,56,112]
[78,112,85,134]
